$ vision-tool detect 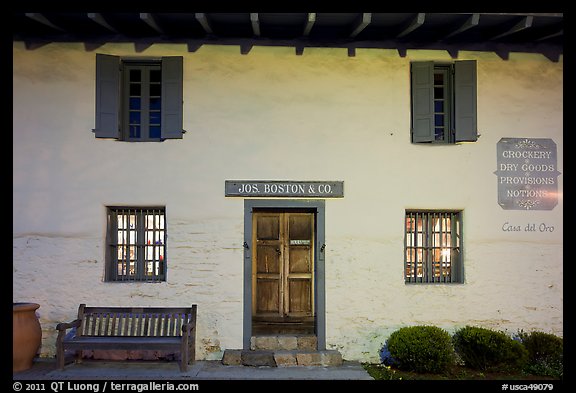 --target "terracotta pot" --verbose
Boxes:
[13,302,42,372]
